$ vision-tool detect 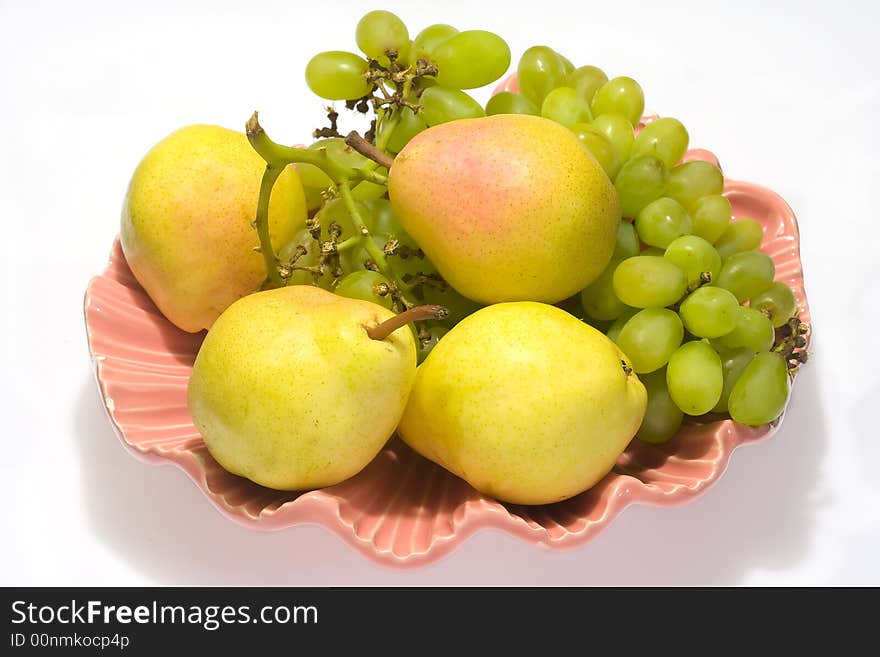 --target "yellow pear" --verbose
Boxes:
[121,124,306,332]
[187,286,417,491]
[397,302,647,505]
[388,114,620,305]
